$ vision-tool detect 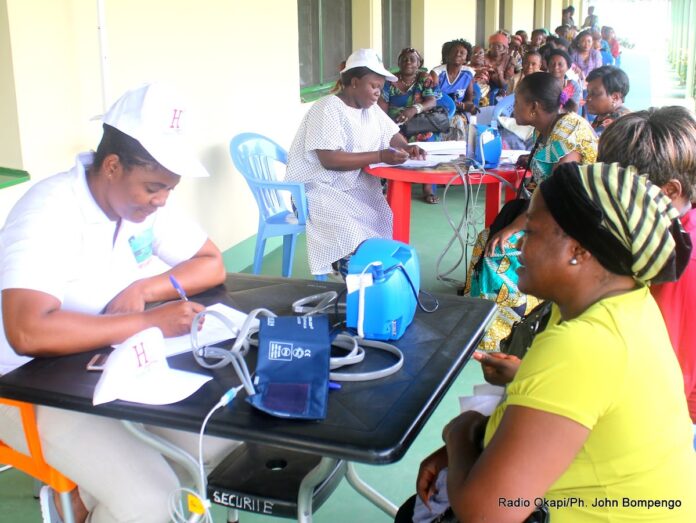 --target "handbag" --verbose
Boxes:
[499,300,553,359]
[400,106,450,137]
